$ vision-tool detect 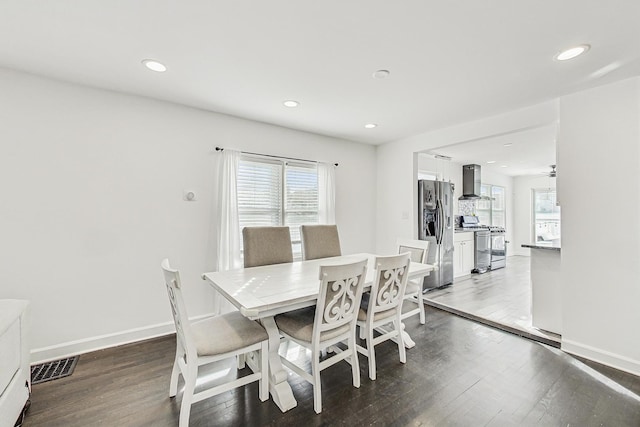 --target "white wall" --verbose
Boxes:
[512,175,556,256]
[0,68,377,362]
[558,77,640,375]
